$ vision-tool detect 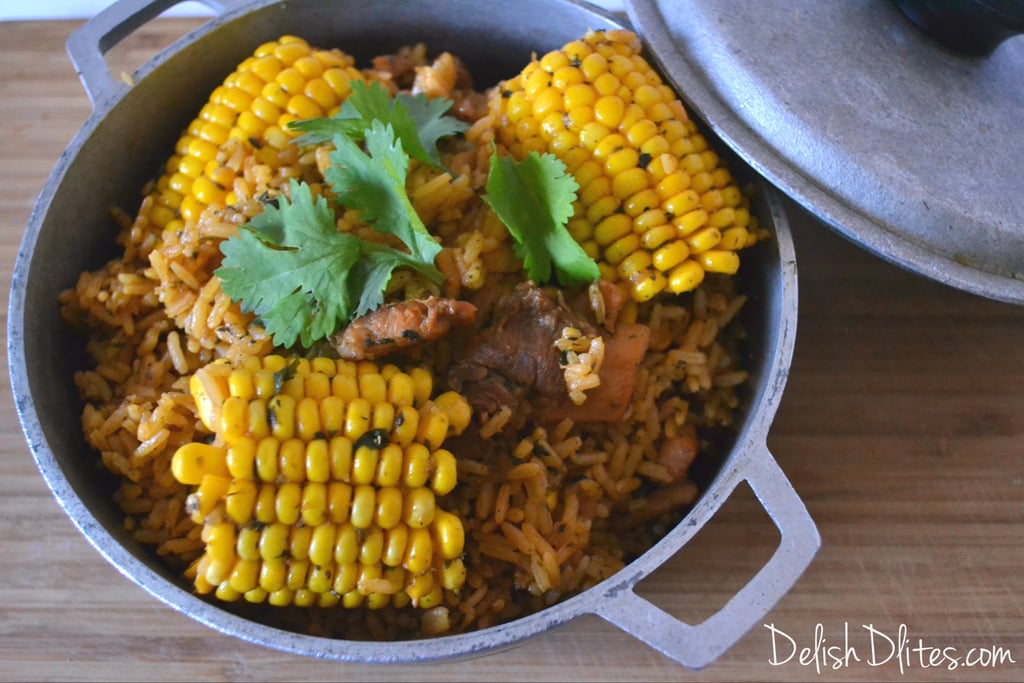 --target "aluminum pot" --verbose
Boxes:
[8,0,818,669]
